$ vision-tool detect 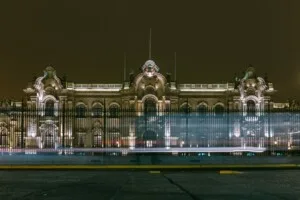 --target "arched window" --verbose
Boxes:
[247,100,256,115]
[76,104,86,118]
[197,104,208,113]
[214,104,225,115]
[109,104,120,118]
[92,104,103,117]
[180,103,191,114]
[144,98,157,115]
[45,100,55,117]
